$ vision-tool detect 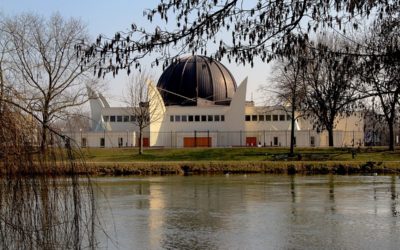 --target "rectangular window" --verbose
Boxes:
[170,115,174,122]
[273,137,278,146]
[130,115,136,122]
[310,136,315,147]
[252,115,257,121]
[201,115,207,122]
[208,115,213,122]
[195,115,200,122]
[182,115,187,122]
[81,138,87,148]
[287,115,291,121]
[117,116,122,122]
[103,116,109,122]
[188,115,194,122]
[266,115,271,121]
[110,116,116,122]
[214,115,220,122]
[175,115,181,122]
[279,114,285,121]
[259,115,264,121]
[245,115,251,121]
[273,115,278,121]
[100,138,105,147]
[124,116,129,122]
[221,115,225,121]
